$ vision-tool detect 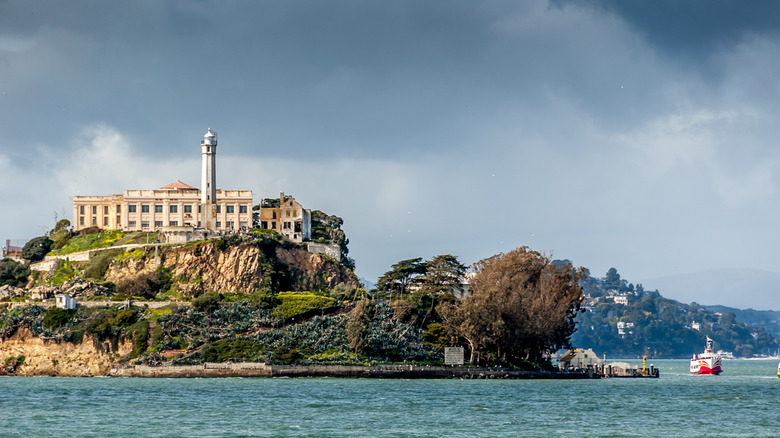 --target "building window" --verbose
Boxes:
[216,205,221,213]
[271,222,276,230]
[116,205,121,213]
[169,221,178,226]
[216,221,221,228]
[80,206,85,215]
[283,222,291,229]
[226,221,234,229]
[128,220,137,228]
[184,205,192,213]
[286,210,291,217]
[104,206,109,215]
[198,205,202,213]
[79,216,84,226]
[116,216,121,226]
[155,221,163,228]
[141,204,150,213]
[141,221,149,229]
[155,205,163,213]
[239,205,247,214]
[92,217,97,226]
[92,206,97,215]
[170,205,178,213]
[239,221,248,228]
[128,205,137,213]
[226,205,234,214]
[272,211,277,219]
[103,217,108,226]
